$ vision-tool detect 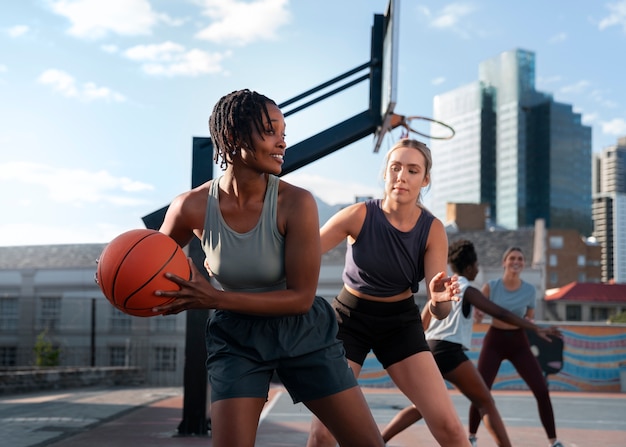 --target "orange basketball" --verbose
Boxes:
[96,229,190,317]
